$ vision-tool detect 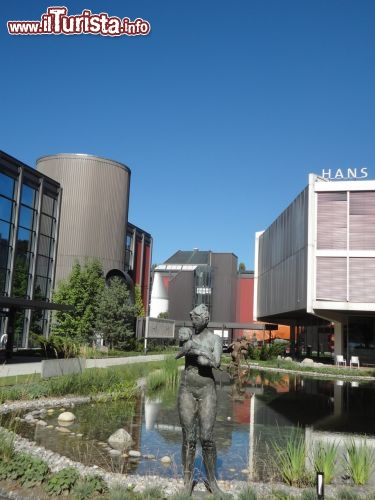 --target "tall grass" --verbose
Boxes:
[0,427,15,462]
[146,356,179,394]
[344,438,375,486]
[271,428,311,487]
[311,441,338,484]
[0,361,169,403]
